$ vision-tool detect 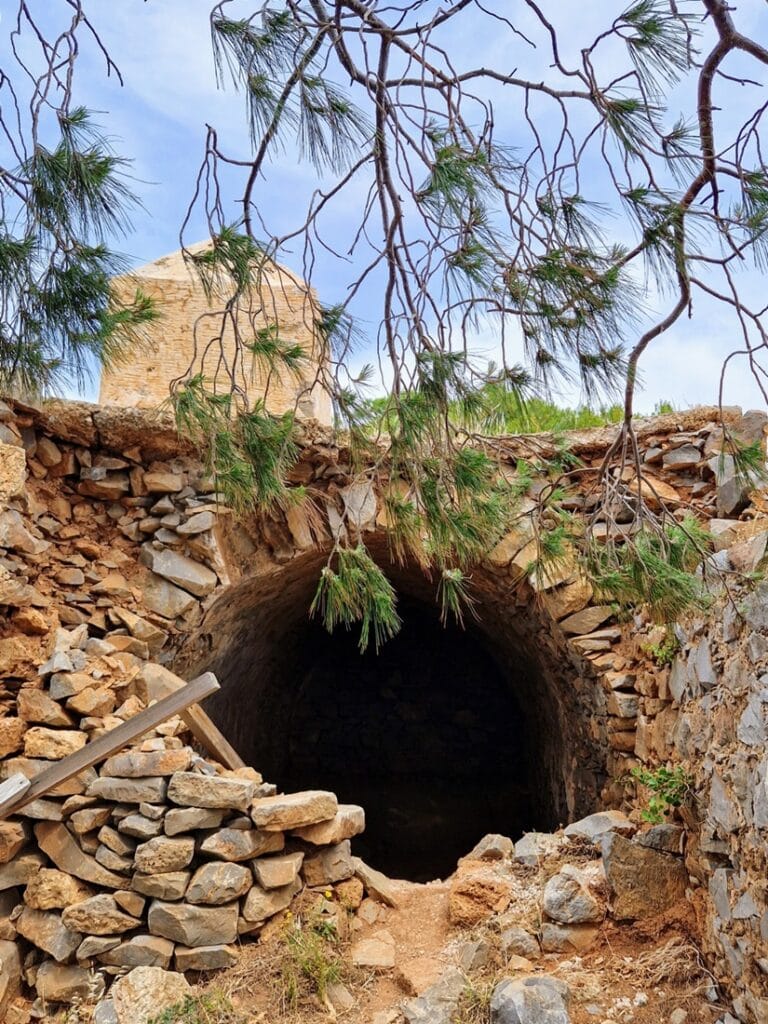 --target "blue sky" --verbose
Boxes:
[6,1,768,413]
